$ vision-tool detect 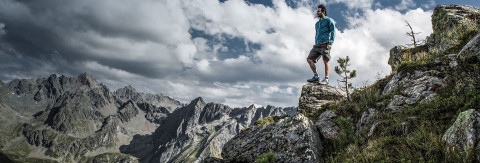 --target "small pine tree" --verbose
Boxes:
[334,56,356,102]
